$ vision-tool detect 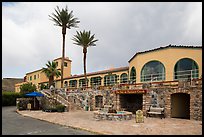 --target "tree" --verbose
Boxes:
[42,61,61,88]
[49,5,80,88]
[40,83,48,90]
[20,83,37,94]
[72,30,98,87]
